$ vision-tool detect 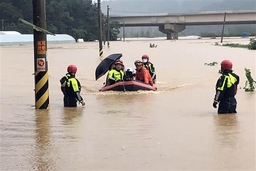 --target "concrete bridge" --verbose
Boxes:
[110,11,256,39]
